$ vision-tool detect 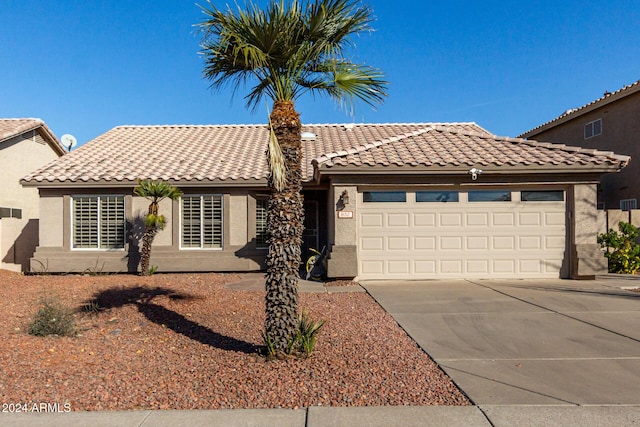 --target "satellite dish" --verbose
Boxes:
[61,134,77,151]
